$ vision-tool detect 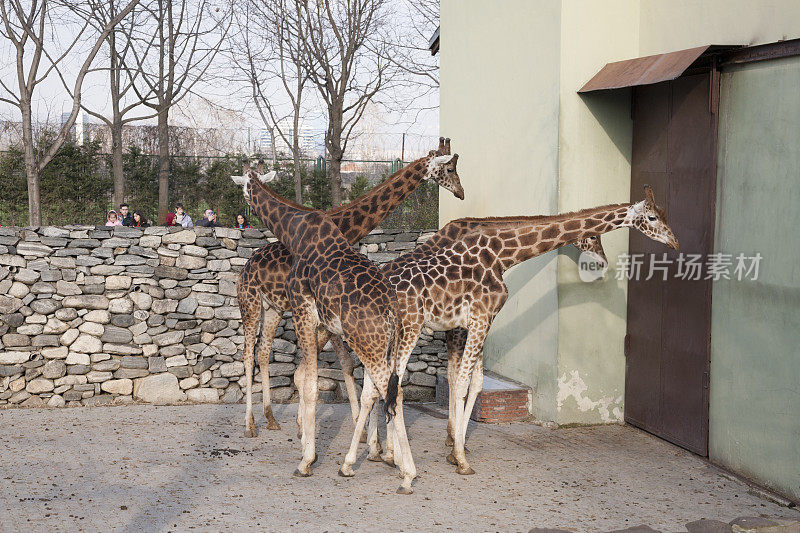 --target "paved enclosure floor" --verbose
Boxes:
[1,403,797,532]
